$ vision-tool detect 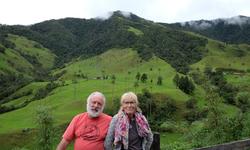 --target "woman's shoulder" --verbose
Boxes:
[112,114,119,120]
[109,113,120,124]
